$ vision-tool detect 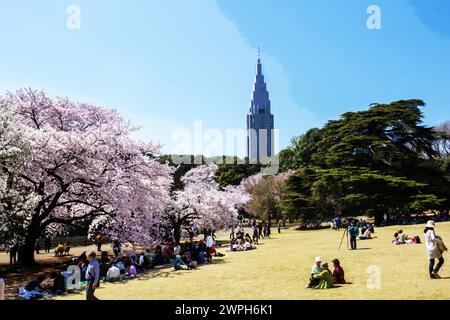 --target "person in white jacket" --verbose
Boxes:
[424,220,446,279]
